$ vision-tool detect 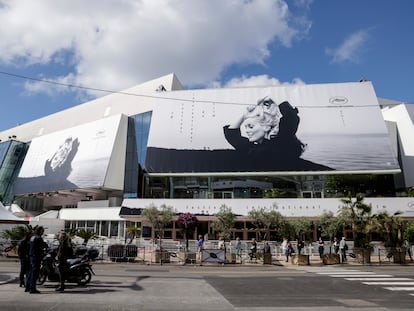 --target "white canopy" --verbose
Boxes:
[0,202,26,223]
